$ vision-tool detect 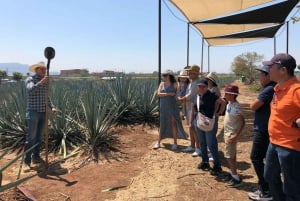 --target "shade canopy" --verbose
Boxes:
[169,0,272,22]
[206,24,283,39]
[197,0,299,24]
[206,24,283,46]
[169,0,299,46]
